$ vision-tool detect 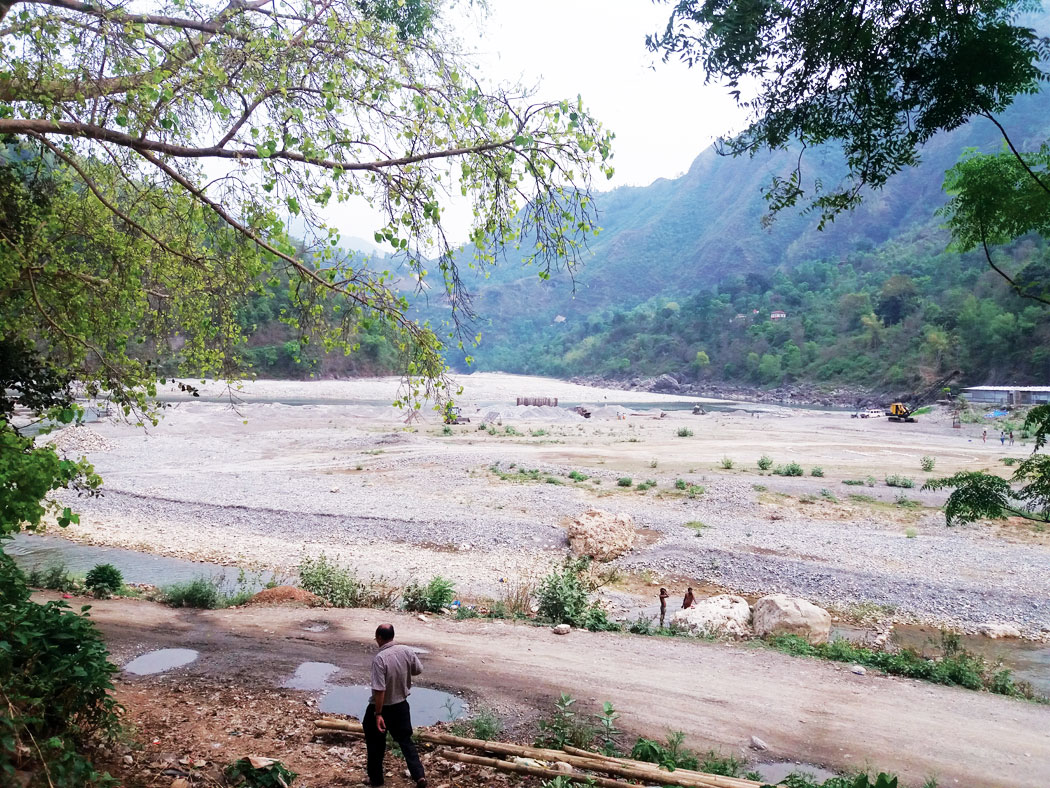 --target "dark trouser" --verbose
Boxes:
[363,700,424,786]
